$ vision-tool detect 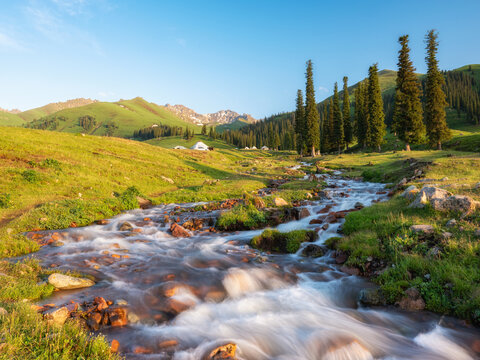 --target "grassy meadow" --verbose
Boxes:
[319,149,480,323]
